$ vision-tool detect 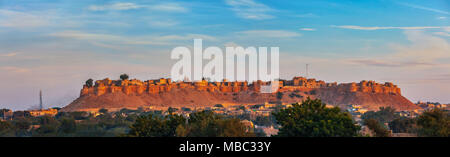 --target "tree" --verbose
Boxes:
[0,108,11,118]
[361,107,398,124]
[13,118,32,136]
[99,108,108,114]
[128,110,253,137]
[85,78,94,87]
[416,108,449,137]
[167,107,178,115]
[127,113,185,137]
[276,92,283,99]
[59,118,76,134]
[364,118,390,137]
[181,111,251,137]
[0,121,14,136]
[389,117,416,133]
[273,98,360,137]
[120,74,129,80]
